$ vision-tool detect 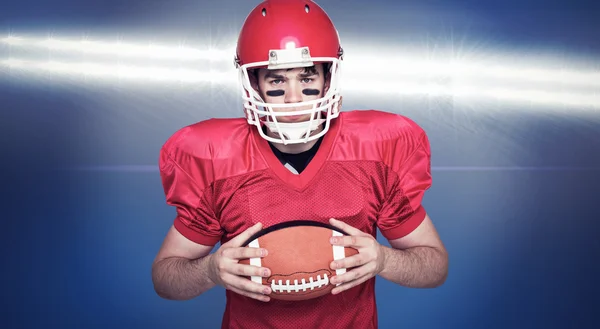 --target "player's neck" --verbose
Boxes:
[267,125,324,154]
